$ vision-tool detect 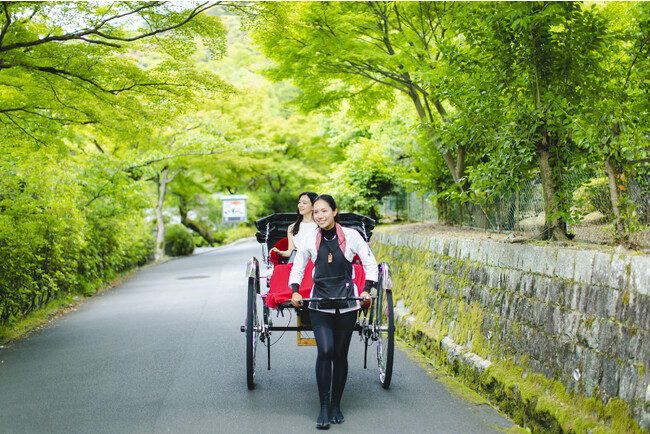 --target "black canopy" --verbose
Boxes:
[254,212,375,251]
